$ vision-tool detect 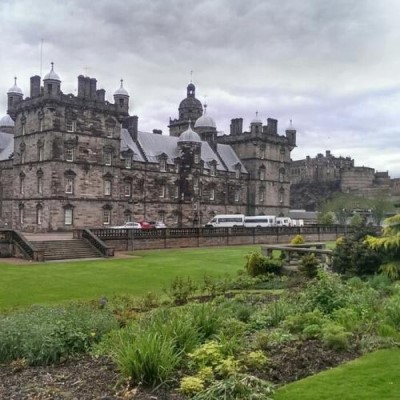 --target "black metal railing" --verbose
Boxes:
[89,225,348,240]
[82,228,114,257]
